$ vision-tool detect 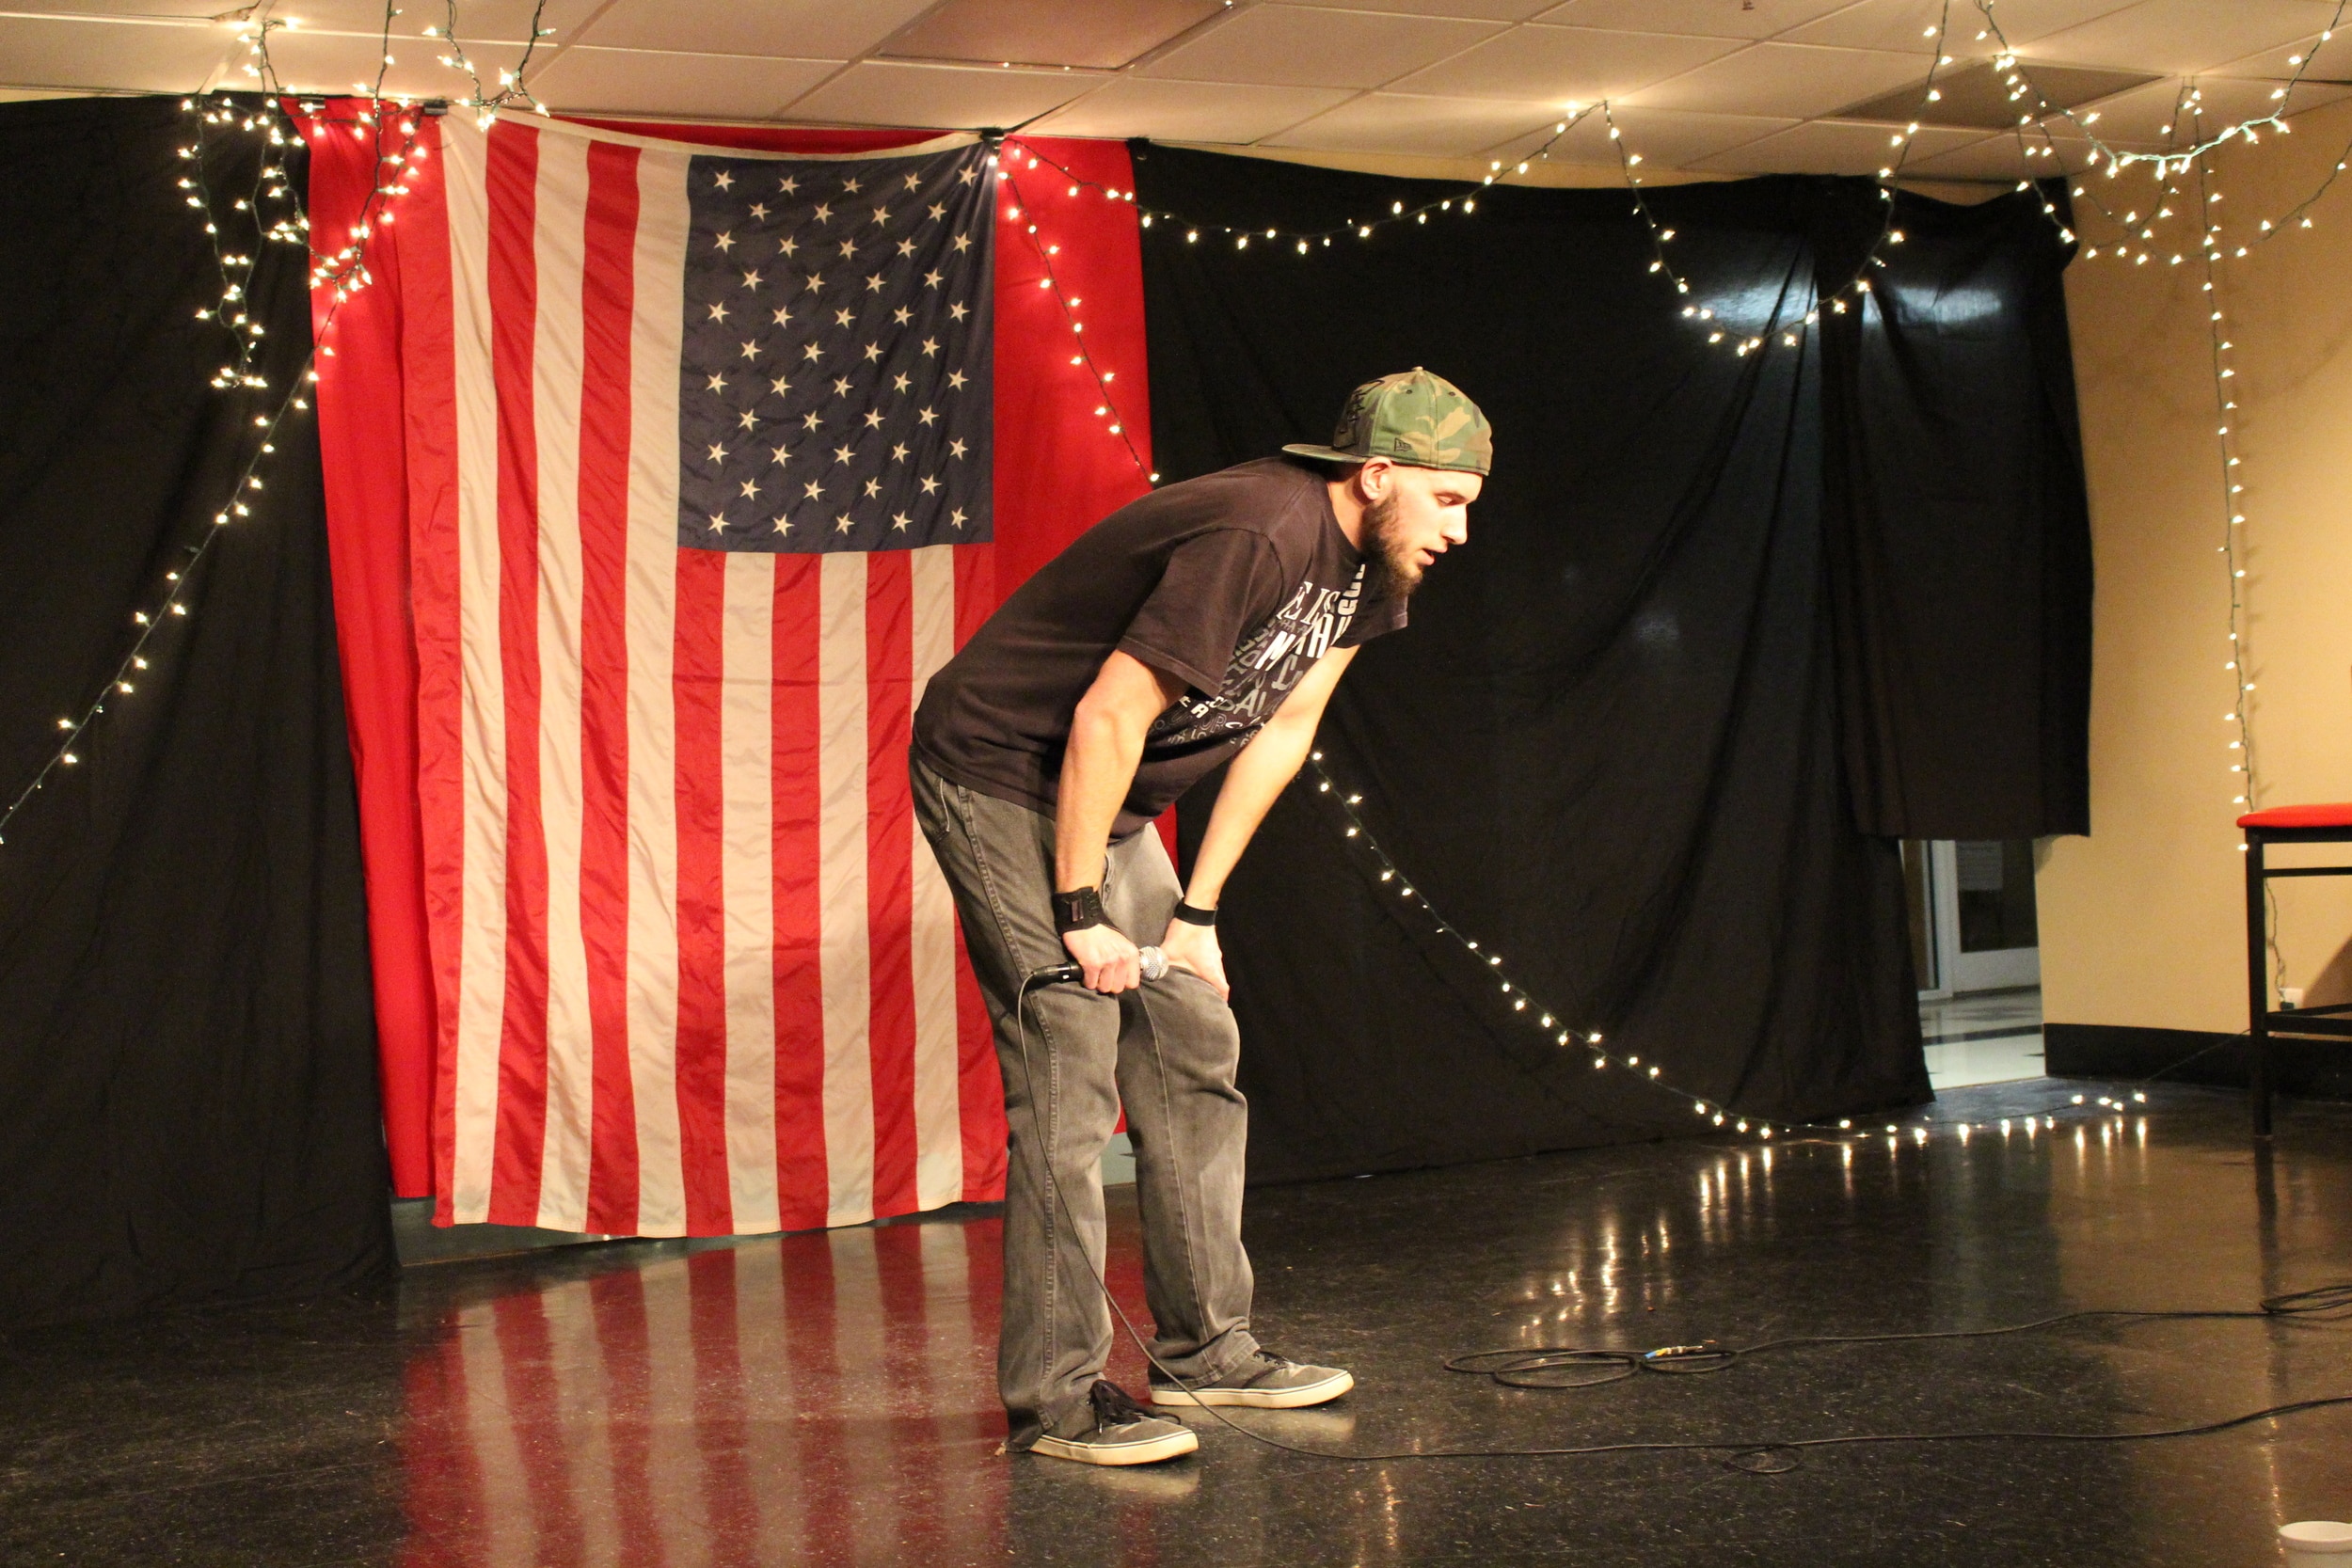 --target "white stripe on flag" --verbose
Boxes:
[532,130,596,1232]
[625,144,690,1235]
[445,119,506,1225]
[907,545,963,1208]
[722,552,781,1234]
[819,552,875,1227]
